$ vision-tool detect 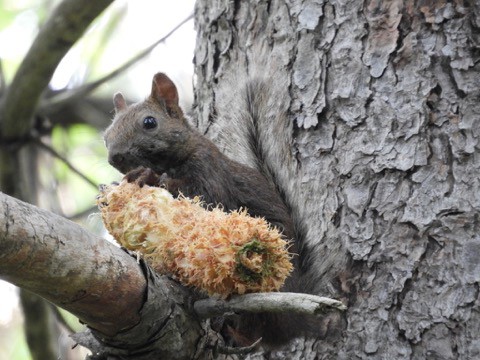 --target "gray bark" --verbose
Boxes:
[193,0,480,358]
